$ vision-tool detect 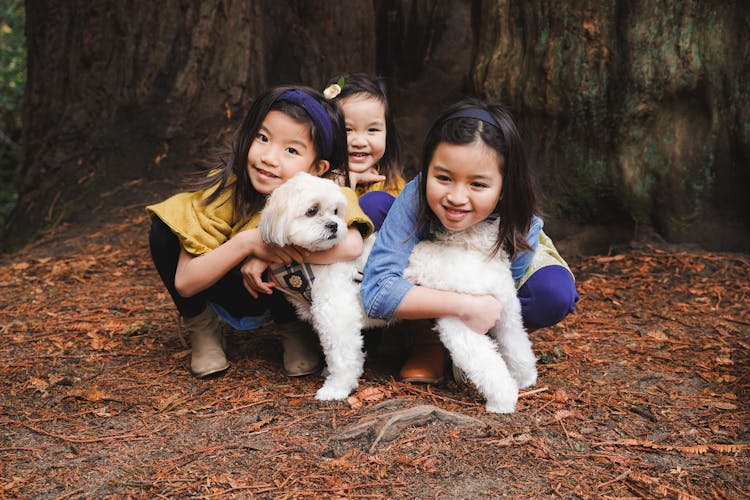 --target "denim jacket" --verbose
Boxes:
[360,177,542,320]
